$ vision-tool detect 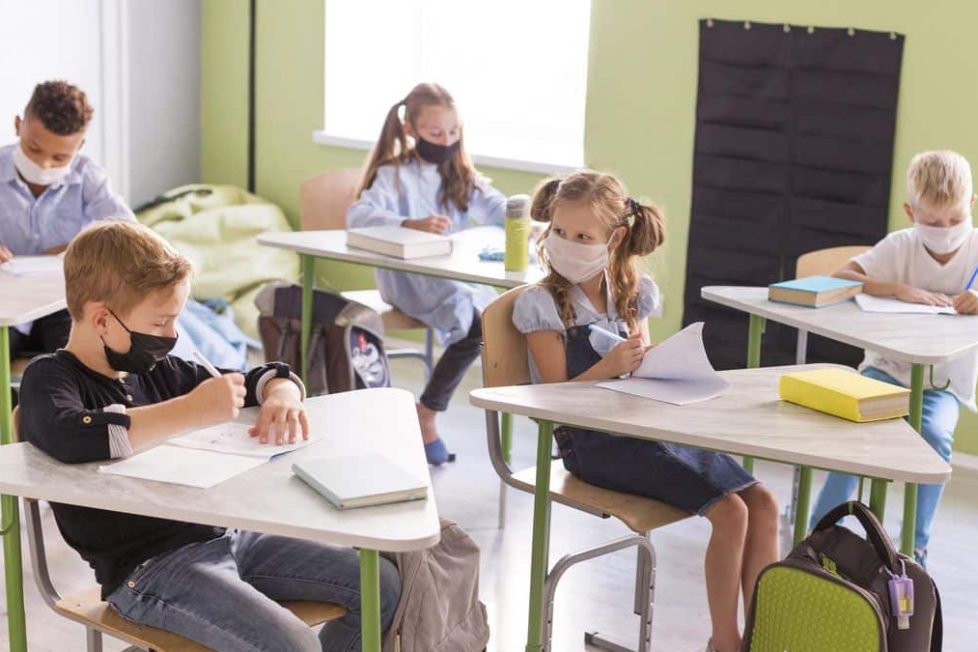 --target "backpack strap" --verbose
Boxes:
[931,583,943,652]
[814,501,900,573]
